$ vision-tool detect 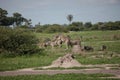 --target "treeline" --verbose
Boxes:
[35,21,120,33]
[1,7,120,33]
[69,21,120,31]
[35,24,68,33]
[0,8,31,27]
